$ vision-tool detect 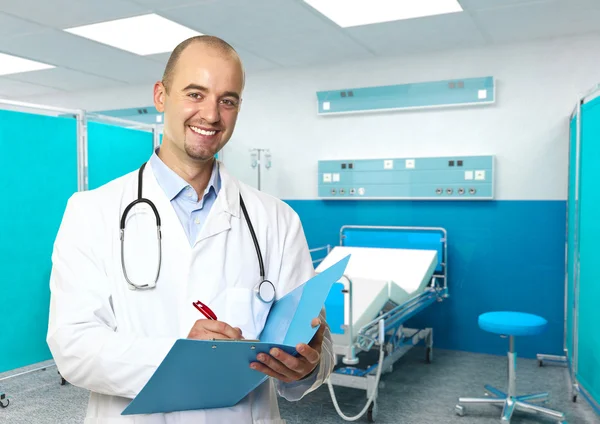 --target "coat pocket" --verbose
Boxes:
[225,287,272,340]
